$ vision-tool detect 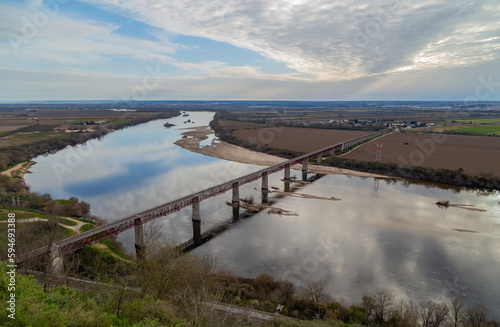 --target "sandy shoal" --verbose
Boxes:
[174,126,388,179]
